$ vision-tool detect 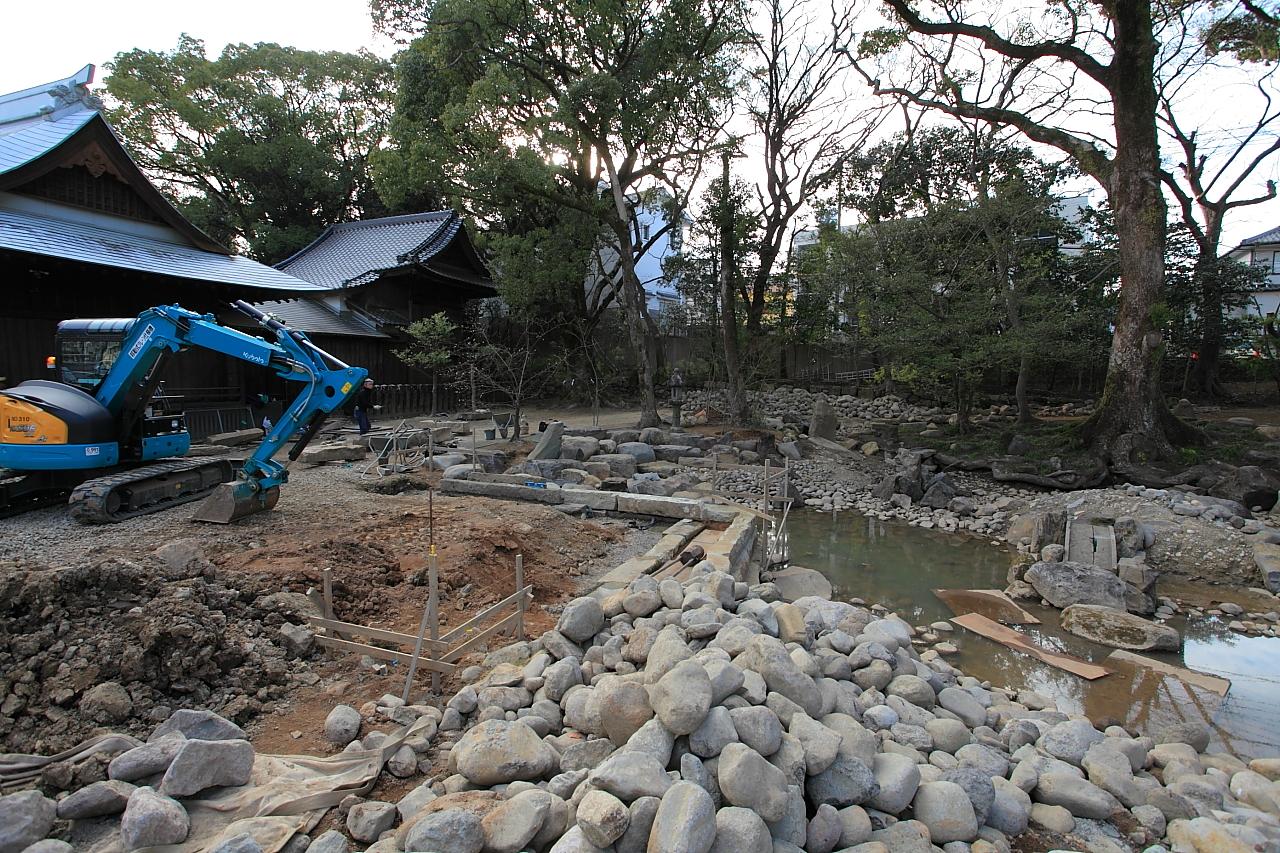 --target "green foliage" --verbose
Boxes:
[394,313,459,375]
[374,0,743,331]
[799,130,1112,422]
[105,37,397,262]
[1202,0,1280,62]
